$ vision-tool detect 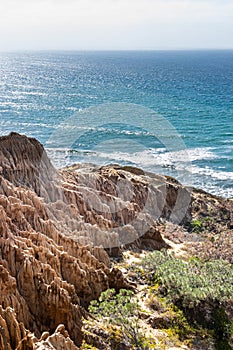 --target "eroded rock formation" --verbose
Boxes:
[0,133,131,349]
[0,132,232,349]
